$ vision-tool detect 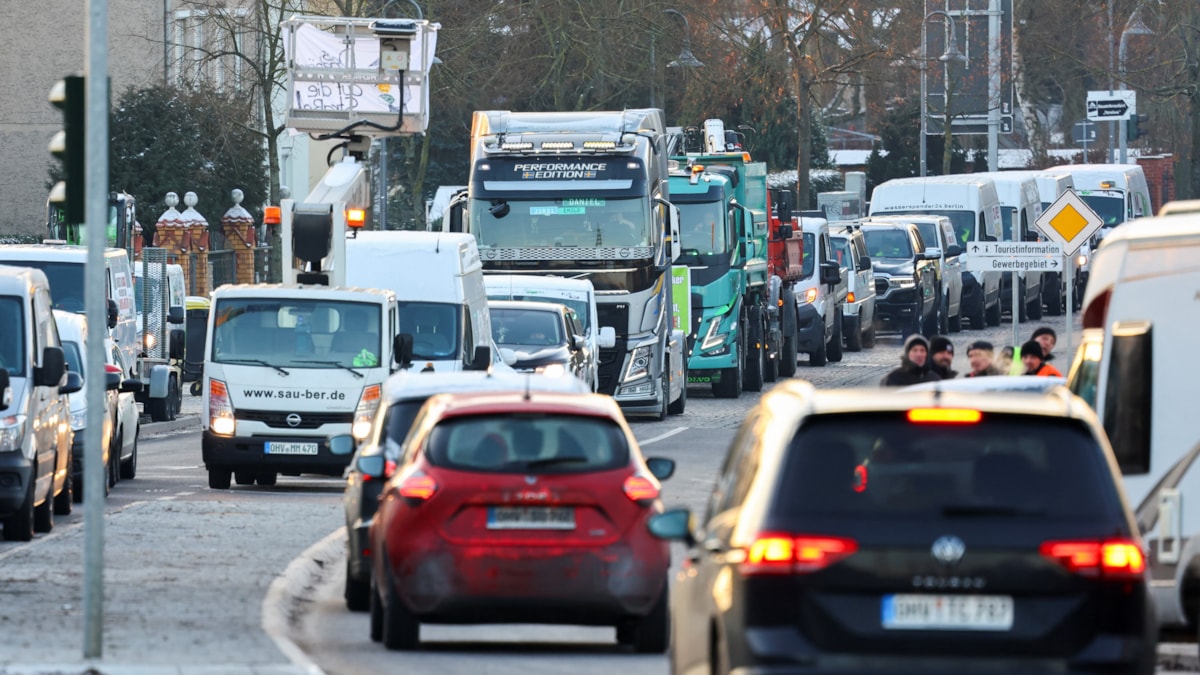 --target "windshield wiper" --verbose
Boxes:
[294,360,364,379]
[941,503,1045,517]
[220,358,289,376]
[523,456,589,471]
